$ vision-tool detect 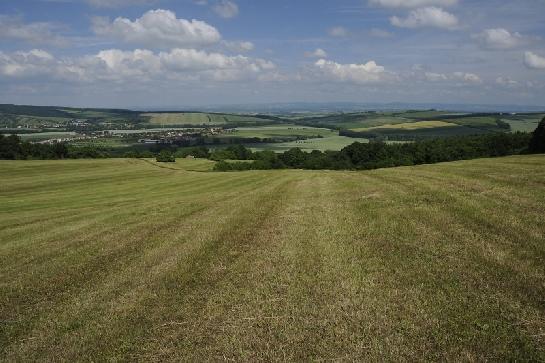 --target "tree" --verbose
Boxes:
[529,117,545,153]
[156,150,176,163]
